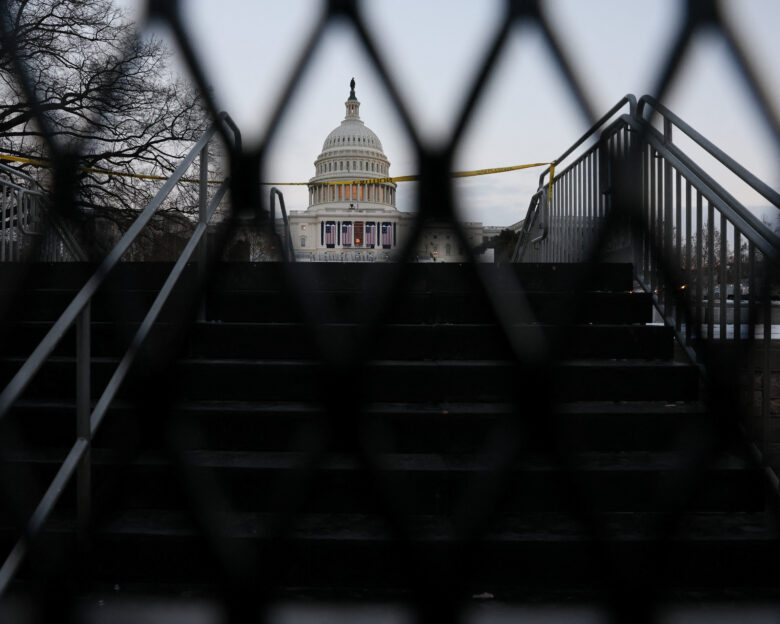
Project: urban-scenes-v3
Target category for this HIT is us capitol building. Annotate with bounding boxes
[287,79,484,262]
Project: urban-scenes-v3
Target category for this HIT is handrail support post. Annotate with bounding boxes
[76,302,91,547]
[197,144,209,321]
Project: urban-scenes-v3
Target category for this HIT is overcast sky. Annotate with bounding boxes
[119,0,778,227]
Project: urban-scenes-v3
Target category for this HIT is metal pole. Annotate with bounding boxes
[663,119,673,317]
[76,302,91,546]
[198,144,209,321]
[1,184,6,262]
[763,291,770,457]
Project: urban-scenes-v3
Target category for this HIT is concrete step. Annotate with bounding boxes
[0,262,635,293]
[4,510,775,592]
[4,399,710,454]
[205,291,652,325]
[0,357,700,403]
[1,289,653,325]
[2,321,675,360]
[0,448,762,514]
[175,359,699,403]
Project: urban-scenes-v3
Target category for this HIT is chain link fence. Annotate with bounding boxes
[0,0,778,622]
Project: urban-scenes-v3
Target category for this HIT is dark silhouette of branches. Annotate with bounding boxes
[0,0,211,256]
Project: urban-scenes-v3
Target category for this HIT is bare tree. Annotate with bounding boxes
[0,0,212,256]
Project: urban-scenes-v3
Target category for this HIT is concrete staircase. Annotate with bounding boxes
[0,262,777,600]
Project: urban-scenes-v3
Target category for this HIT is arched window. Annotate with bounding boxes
[300,236,306,248]
[445,243,451,256]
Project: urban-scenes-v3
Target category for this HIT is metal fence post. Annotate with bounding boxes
[76,302,91,546]
[663,119,673,315]
[1,184,6,262]
[763,293,770,458]
[198,144,209,321]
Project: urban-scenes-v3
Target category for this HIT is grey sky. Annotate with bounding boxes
[120,0,778,226]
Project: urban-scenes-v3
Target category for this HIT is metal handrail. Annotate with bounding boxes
[2,160,87,260]
[1,173,44,261]
[624,113,779,257]
[0,178,41,196]
[637,95,780,208]
[270,186,296,262]
[516,96,638,259]
[517,93,779,264]
[0,112,239,593]
[511,190,543,261]
[0,162,43,189]
[537,94,637,189]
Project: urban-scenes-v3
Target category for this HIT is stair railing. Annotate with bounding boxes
[513,94,637,262]
[513,94,780,486]
[1,163,42,261]
[511,190,543,260]
[270,186,296,262]
[0,112,240,593]
[0,162,87,261]
[624,99,779,481]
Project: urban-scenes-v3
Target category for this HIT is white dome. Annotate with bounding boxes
[311,79,391,176]
[306,79,397,213]
[321,120,383,154]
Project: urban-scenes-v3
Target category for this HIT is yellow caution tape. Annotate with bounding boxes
[262,162,556,187]
[453,162,553,179]
[0,153,49,168]
[549,163,555,203]
[1,151,558,200]
[0,152,221,185]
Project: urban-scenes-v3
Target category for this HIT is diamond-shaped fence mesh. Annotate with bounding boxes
[0,0,778,622]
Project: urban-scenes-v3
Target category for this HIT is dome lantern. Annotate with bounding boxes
[345,77,360,120]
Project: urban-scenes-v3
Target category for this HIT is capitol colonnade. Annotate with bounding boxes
[308,183,396,207]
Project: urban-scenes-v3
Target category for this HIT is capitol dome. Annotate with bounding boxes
[307,78,396,209]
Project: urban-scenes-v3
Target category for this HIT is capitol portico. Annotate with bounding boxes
[287,79,483,262]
